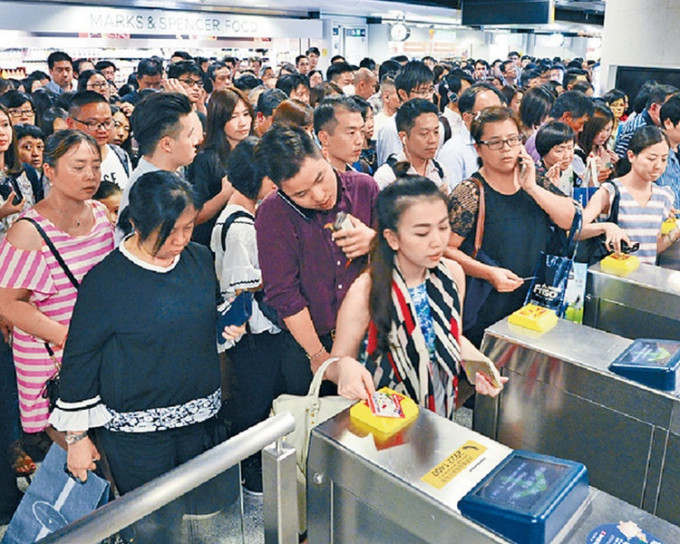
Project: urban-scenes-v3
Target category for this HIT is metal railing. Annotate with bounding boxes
[38,412,297,544]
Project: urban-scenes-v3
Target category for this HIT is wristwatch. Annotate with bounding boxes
[65,431,88,445]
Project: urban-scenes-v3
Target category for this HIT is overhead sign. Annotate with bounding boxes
[0,1,323,39]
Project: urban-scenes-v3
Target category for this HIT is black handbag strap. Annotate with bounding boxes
[219,210,254,251]
[18,217,79,364]
[563,203,583,260]
[17,217,80,290]
[605,180,621,224]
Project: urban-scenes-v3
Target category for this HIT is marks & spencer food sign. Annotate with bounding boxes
[1,2,322,38]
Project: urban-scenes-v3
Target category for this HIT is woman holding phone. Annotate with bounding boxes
[326,176,507,416]
[445,106,575,346]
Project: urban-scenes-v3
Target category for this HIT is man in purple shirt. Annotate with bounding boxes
[255,124,379,395]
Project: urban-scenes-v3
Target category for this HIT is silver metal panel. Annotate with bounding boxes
[481,319,675,427]
[308,408,513,543]
[587,263,680,320]
[477,318,680,524]
[307,405,680,543]
[262,439,299,544]
[656,433,680,526]
[585,263,680,339]
[556,488,680,543]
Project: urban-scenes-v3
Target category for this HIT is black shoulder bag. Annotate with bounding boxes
[18,218,80,412]
[574,181,621,265]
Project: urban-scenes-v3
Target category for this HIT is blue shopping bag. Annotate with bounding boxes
[525,206,583,318]
[2,443,109,544]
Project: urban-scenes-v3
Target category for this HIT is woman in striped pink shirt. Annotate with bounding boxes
[0,130,114,454]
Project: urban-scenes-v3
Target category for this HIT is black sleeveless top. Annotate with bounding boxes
[464,173,553,345]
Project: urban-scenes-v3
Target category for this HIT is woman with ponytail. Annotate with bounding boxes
[325,176,506,418]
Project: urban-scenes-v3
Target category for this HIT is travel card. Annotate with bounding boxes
[367,391,405,418]
[463,355,503,389]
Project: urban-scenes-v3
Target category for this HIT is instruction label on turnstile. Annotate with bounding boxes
[421,440,487,489]
[586,522,664,544]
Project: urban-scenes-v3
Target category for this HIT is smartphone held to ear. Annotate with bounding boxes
[517,156,527,177]
[216,291,253,344]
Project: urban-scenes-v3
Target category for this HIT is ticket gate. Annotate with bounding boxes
[475,318,680,525]
[306,406,680,543]
[583,262,680,340]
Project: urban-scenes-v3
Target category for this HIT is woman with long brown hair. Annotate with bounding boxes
[327,176,506,412]
[187,87,254,246]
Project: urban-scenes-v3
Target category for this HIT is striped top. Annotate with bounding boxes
[0,201,114,432]
[604,179,673,265]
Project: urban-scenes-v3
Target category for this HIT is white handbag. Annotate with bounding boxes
[271,356,355,473]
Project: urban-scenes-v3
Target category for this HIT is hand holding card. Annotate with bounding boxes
[463,355,503,389]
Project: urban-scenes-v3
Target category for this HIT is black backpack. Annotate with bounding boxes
[218,210,279,324]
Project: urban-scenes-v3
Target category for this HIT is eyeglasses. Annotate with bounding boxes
[410,86,435,98]
[178,78,204,88]
[8,108,35,118]
[478,135,522,150]
[87,82,109,90]
[72,117,114,131]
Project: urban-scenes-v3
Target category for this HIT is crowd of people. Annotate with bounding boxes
[1,46,680,541]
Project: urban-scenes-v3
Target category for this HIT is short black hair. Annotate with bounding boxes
[359,58,376,71]
[119,170,200,252]
[326,62,354,83]
[14,123,45,142]
[550,91,594,120]
[563,68,589,89]
[233,74,261,92]
[95,60,116,72]
[330,55,346,64]
[256,123,323,186]
[458,83,503,115]
[535,121,575,158]
[391,55,409,64]
[314,95,363,136]
[661,95,680,127]
[73,59,93,74]
[276,74,310,97]
[394,61,434,99]
[438,69,474,110]
[29,70,49,82]
[131,92,193,157]
[395,98,439,134]
[646,84,677,110]
[0,90,33,110]
[76,70,106,92]
[137,58,163,78]
[227,136,264,200]
[39,106,68,136]
[306,47,321,57]
[520,69,542,89]
[207,61,229,81]
[295,54,309,66]
[171,51,192,61]
[47,51,73,70]
[256,88,287,116]
[379,60,401,82]
[500,60,515,74]
[67,91,108,117]
[167,60,200,80]
[93,180,122,200]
